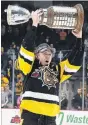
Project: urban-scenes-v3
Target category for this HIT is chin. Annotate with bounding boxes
[40,61,49,66]
[41,64,47,66]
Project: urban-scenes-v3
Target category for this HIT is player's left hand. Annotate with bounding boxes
[72,29,82,38]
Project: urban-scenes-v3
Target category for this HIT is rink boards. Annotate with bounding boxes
[1,109,88,125]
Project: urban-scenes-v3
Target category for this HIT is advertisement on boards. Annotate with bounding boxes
[1,109,88,125]
[56,110,88,125]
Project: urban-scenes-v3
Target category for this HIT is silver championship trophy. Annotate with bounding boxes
[5,4,84,33]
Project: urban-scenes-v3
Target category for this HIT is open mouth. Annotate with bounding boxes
[45,60,49,63]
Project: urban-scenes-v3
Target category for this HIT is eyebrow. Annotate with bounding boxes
[42,52,52,55]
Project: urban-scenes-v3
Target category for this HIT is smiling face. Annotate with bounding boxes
[36,49,53,66]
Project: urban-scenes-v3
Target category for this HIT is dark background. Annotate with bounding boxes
[1,1,88,50]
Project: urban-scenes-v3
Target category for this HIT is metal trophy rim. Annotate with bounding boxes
[74,4,84,33]
[7,5,12,25]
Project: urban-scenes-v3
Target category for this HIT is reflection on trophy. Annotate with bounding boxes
[5,4,84,33]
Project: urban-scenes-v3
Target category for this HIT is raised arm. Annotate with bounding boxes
[59,29,84,83]
[17,10,43,75]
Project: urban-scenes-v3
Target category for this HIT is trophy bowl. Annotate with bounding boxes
[5,5,31,25]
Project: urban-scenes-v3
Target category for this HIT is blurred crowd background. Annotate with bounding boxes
[1,1,88,110]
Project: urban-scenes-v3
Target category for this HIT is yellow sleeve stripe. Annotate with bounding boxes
[60,75,71,84]
[59,60,66,79]
[21,45,35,58]
[59,59,81,83]
[66,59,80,70]
[59,59,80,79]
[20,100,60,117]
[18,56,33,75]
[20,50,34,61]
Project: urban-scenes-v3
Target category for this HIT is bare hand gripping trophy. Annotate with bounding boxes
[5,4,84,32]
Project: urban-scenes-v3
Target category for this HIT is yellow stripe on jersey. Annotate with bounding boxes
[18,56,33,75]
[18,45,35,75]
[59,60,66,80]
[21,46,35,59]
[66,59,80,70]
[20,100,60,117]
[60,74,71,84]
[60,59,81,84]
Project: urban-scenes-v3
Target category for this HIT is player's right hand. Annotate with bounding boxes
[31,9,43,27]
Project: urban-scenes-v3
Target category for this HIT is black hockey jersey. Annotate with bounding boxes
[17,26,84,117]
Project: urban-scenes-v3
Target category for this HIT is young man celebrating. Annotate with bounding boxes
[17,10,84,125]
